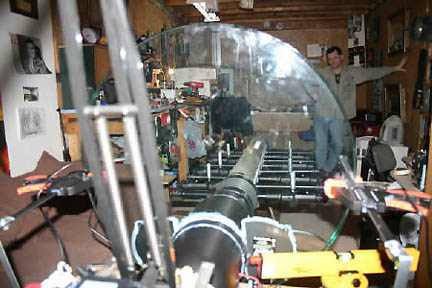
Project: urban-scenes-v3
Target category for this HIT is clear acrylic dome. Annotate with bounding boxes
[99,23,355,173]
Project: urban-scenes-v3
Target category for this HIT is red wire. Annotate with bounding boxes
[239,272,262,288]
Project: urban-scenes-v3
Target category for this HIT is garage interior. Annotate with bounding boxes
[1,0,432,287]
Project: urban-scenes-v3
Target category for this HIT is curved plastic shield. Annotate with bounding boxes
[98,23,355,174]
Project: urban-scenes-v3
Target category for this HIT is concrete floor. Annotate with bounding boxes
[172,201,361,253]
[261,202,361,252]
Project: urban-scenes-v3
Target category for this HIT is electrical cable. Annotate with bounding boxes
[86,188,104,225]
[239,272,262,288]
[88,209,111,247]
[322,208,350,251]
[34,162,80,265]
[292,229,327,244]
[86,189,111,247]
[36,162,78,200]
[47,162,78,180]
[39,206,70,264]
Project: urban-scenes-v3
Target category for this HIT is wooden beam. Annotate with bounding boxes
[166,0,238,6]
[187,10,365,23]
[222,18,348,31]
[224,15,347,24]
[177,119,189,182]
[176,4,370,17]
[248,0,375,8]
[166,0,375,7]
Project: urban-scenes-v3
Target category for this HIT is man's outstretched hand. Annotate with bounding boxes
[395,56,407,72]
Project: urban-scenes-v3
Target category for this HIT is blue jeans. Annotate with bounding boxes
[313,115,344,172]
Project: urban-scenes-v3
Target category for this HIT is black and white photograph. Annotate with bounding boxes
[23,86,39,102]
[347,15,363,39]
[10,33,52,74]
[18,107,45,139]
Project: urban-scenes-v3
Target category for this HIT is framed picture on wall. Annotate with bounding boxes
[9,0,38,19]
[387,9,409,54]
[18,107,45,139]
[9,33,52,75]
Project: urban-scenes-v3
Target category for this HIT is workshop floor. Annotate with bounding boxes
[278,205,361,252]
[0,152,112,288]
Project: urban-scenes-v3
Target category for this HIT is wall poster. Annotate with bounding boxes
[18,107,45,139]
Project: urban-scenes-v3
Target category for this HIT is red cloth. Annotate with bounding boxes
[25,283,41,288]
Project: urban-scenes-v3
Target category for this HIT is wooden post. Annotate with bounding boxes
[177,118,189,181]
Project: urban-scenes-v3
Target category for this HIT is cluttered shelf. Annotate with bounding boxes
[60,103,187,161]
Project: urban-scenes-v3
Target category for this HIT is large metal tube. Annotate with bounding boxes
[172,136,267,288]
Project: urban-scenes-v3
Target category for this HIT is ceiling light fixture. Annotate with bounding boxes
[239,0,253,9]
[187,0,220,22]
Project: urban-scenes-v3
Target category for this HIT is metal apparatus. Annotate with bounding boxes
[174,142,325,204]
[173,136,266,287]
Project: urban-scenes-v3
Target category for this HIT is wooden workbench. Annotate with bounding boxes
[61,112,124,161]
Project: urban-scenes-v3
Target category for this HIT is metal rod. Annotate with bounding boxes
[83,105,138,116]
[207,154,313,160]
[58,0,129,277]
[259,170,320,174]
[123,115,163,268]
[256,184,323,189]
[207,163,211,182]
[0,241,19,288]
[13,193,56,221]
[179,182,322,190]
[218,149,222,168]
[266,150,313,155]
[99,0,176,284]
[262,159,315,163]
[205,161,314,169]
[96,117,136,273]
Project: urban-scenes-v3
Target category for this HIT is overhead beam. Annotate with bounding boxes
[176,4,371,17]
[166,0,238,6]
[222,14,348,23]
[183,10,369,20]
[166,0,375,7]
[228,19,348,31]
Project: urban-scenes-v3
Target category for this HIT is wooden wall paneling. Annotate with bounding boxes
[128,0,176,37]
[269,28,348,66]
[356,84,368,110]
[94,45,111,86]
[77,0,104,30]
[367,0,427,151]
